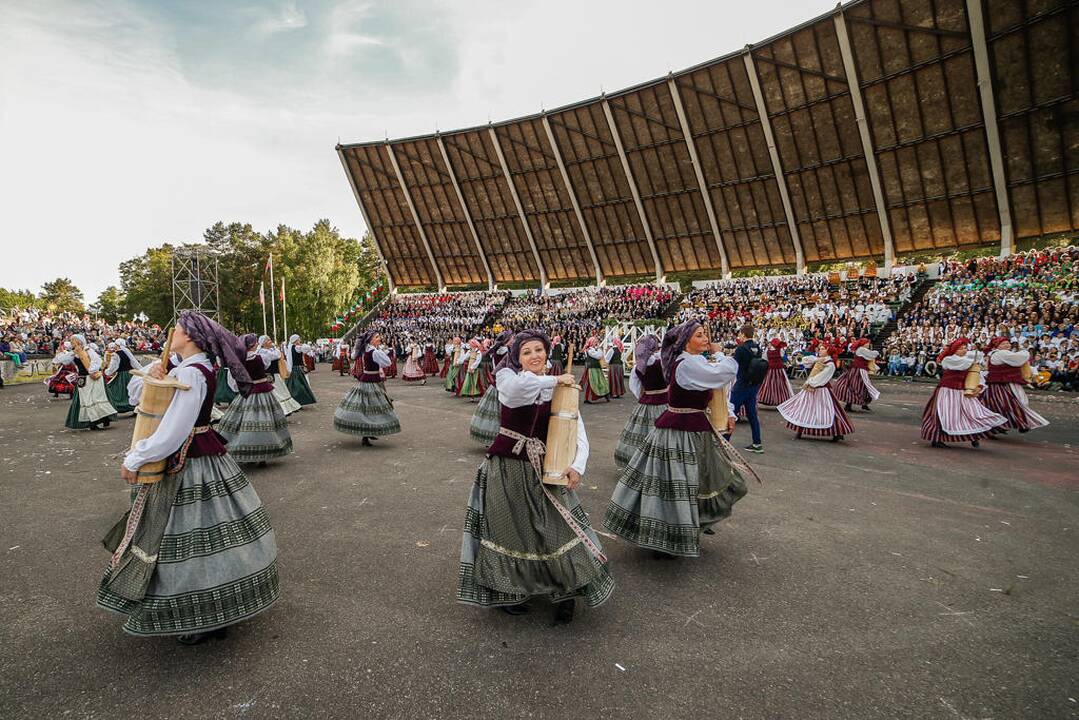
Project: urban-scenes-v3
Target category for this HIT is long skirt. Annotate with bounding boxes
[214,368,238,404]
[921,386,1006,443]
[460,368,484,398]
[439,357,451,379]
[332,356,344,373]
[422,349,440,375]
[445,363,461,392]
[285,370,318,405]
[334,382,401,437]
[385,357,398,379]
[402,357,426,381]
[47,367,76,396]
[613,402,667,469]
[608,363,625,398]
[581,367,610,402]
[65,377,117,429]
[549,360,564,377]
[833,368,881,407]
[469,386,501,445]
[97,454,279,636]
[272,375,302,415]
[217,391,294,463]
[980,383,1049,432]
[757,367,793,406]
[777,384,855,437]
[105,369,135,413]
[604,428,748,558]
[455,364,467,395]
[457,455,614,608]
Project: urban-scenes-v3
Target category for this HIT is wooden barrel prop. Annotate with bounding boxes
[867,359,879,375]
[130,375,190,484]
[542,344,577,486]
[706,385,730,435]
[963,363,982,397]
[1020,361,1034,383]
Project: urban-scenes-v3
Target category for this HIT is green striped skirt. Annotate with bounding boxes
[613,402,666,469]
[334,382,401,437]
[603,427,748,557]
[217,391,294,463]
[444,363,461,392]
[469,386,501,445]
[97,454,280,636]
[457,455,614,608]
[105,370,135,414]
[459,369,483,397]
[285,370,317,406]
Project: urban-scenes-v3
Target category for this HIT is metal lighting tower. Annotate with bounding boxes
[171,246,221,323]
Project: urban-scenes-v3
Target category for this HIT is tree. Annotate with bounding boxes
[90,286,126,322]
[39,278,85,313]
[0,287,39,312]
[119,245,174,325]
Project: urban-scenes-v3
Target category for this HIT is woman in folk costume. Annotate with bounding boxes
[604,320,758,558]
[422,340,440,375]
[98,311,279,644]
[833,338,881,413]
[217,334,294,464]
[61,334,118,430]
[284,334,318,406]
[401,339,427,384]
[613,334,667,469]
[46,341,77,398]
[777,340,854,442]
[440,338,456,381]
[303,344,316,373]
[548,336,566,376]
[579,335,611,404]
[459,338,486,400]
[257,336,301,416]
[757,338,793,407]
[607,338,626,399]
[334,342,349,376]
[469,330,513,445]
[454,340,472,396]
[920,338,1007,448]
[334,329,401,446]
[481,338,498,388]
[384,345,398,379]
[445,338,464,391]
[979,336,1049,434]
[457,330,614,623]
[103,338,141,414]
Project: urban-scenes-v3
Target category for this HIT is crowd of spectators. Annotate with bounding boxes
[363,291,511,352]
[883,247,1077,389]
[0,309,167,364]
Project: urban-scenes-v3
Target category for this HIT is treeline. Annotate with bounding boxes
[1,219,385,340]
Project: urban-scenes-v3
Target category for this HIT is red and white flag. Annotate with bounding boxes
[259,281,265,306]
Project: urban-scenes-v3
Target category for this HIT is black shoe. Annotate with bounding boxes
[553,600,575,625]
[652,551,677,560]
[861,404,871,412]
[831,435,844,442]
[844,402,852,412]
[1018,428,1028,434]
[501,604,529,616]
[103,418,111,427]
[795,430,803,439]
[931,441,947,448]
[362,437,372,446]
[177,627,229,645]
[257,460,267,468]
[702,527,716,535]
[89,424,101,431]
[971,440,980,448]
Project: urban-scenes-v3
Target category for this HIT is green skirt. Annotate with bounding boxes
[217,391,294,463]
[104,370,135,414]
[444,363,461,392]
[469,385,501,445]
[459,369,483,398]
[613,402,666,469]
[285,370,317,406]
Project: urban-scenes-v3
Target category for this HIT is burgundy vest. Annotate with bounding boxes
[939,368,968,390]
[244,356,274,394]
[487,400,552,460]
[851,356,870,370]
[635,361,667,406]
[360,349,382,383]
[162,360,227,460]
[654,358,713,432]
[766,346,784,369]
[986,362,1025,384]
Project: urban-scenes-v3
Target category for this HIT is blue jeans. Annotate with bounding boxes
[730,385,762,445]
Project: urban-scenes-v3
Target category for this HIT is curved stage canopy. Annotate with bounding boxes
[338,0,1077,290]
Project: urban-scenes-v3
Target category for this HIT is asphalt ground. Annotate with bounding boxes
[1,371,1076,720]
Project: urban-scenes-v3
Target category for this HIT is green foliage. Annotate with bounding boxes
[0,287,39,311]
[119,245,175,325]
[39,278,85,313]
[90,286,126,322]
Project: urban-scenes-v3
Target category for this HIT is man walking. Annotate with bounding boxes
[731,324,765,454]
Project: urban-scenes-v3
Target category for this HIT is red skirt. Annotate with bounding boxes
[303,355,315,372]
[455,364,466,395]
[549,360,564,377]
[833,368,880,406]
[920,386,1006,443]
[439,357,451,378]
[779,384,854,437]
[332,356,344,372]
[979,383,1049,431]
[422,349,440,375]
[608,364,625,398]
[47,367,76,395]
[758,368,792,406]
[384,358,398,379]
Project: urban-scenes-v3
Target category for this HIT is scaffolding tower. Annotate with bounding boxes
[171,246,220,323]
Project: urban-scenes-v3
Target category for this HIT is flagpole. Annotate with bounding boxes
[269,253,278,341]
[260,281,267,337]
[282,277,288,342]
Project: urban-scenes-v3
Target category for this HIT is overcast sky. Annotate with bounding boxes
[1,0,835,301]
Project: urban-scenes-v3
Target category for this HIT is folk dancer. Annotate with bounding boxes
[607,339,626,399]
[257,336,301,416]
[777,340,854,442]
[833,338,881,413]
[920,338,1007,448]
[217,334,294,464]
[284,334,318,405]
[401,339,427,384]
[334,330,401,446]
[979,336,1049,434]
[757,338,793,407]
[613,334,666,469]
[580,336,611,404]
[469,330,513,445]
[61,334,118,430]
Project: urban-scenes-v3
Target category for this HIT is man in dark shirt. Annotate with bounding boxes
[731,323,763,453]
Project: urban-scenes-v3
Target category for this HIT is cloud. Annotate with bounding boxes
[255,0,309,35]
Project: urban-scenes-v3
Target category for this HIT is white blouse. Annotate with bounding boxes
[628,351,660,400]
[675,352,737,416]
[124,353,210,472]
[256,346,280,369]
[368,345,392,368]
[989,349,1029,367]
[941,354,975,371]
[495,367,588,475]
[104,352,120,376]
[803,356,836,387]
[55,347,103,373]
[854,346,879,360]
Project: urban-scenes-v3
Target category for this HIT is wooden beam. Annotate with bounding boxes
[336,147,395,292]
[488,127,548,289]
[436,135,496,290]
[601,97,665,282]
[385,143,445,291]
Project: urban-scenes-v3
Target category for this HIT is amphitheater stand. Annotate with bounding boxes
[871,276,939,353]
[341,295,390,344]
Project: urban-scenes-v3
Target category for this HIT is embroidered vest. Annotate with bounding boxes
[654,358,713,432]
[636,361,667,406]
[360,349,383,383]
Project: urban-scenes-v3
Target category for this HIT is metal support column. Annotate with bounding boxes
[602,97,665,283]
[488,126,548,290]
[743,49,806,274]
[385,143,446,291]
[436,135,495,290]
[337,147,395,293]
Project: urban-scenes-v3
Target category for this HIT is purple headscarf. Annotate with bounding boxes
[491,329,514,371]
[177,310,253,396]
[506,329,550,373]
[240,333,258,351]
[660,320,701,382]
[352,329,376,360]
[634,333,660,374]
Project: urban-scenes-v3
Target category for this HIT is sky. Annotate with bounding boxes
[0,0,835,302]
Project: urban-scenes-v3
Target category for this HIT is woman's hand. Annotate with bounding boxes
[90,371,102,380]
[120,466,139,485]
[557,373,575,386]
[148,362,166,380]
[564,468,582,491]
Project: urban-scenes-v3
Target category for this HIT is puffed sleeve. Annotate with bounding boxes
[105,353,120,376]
[675,353,737,390]
[497,369,558,407]
[371,347,392,367]
[86,349,103,373]
[54,351,74,365]
[123,365,204,471]
[994,349,1029,367]
[940,355,975,371]
[807,361,836,387]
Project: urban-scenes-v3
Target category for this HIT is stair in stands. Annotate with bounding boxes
[871,277,940,352]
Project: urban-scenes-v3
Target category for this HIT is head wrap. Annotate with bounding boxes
[850,338,871,351]
[985,336,1009,353]
[634,333,660,372]
[660,320,701,381]
[176,310,253,396]
[286,333,301,371]
[552,335,562,345]
[240,333,258,351]
[612,338,624,353]
[583,335,599,351]
[769,338,787,349]
[937,337,970,364]
[491,330,515,371]
[506,329,550,373]
[352,329,375,359]
[469,338,481,351]
[258,335,270,347]
[71,334,86,347]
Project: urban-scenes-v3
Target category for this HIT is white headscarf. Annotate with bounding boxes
[115,337,142,369]
[285,334,301,370]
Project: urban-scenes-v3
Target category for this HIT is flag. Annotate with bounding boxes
[259,281,265,306]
